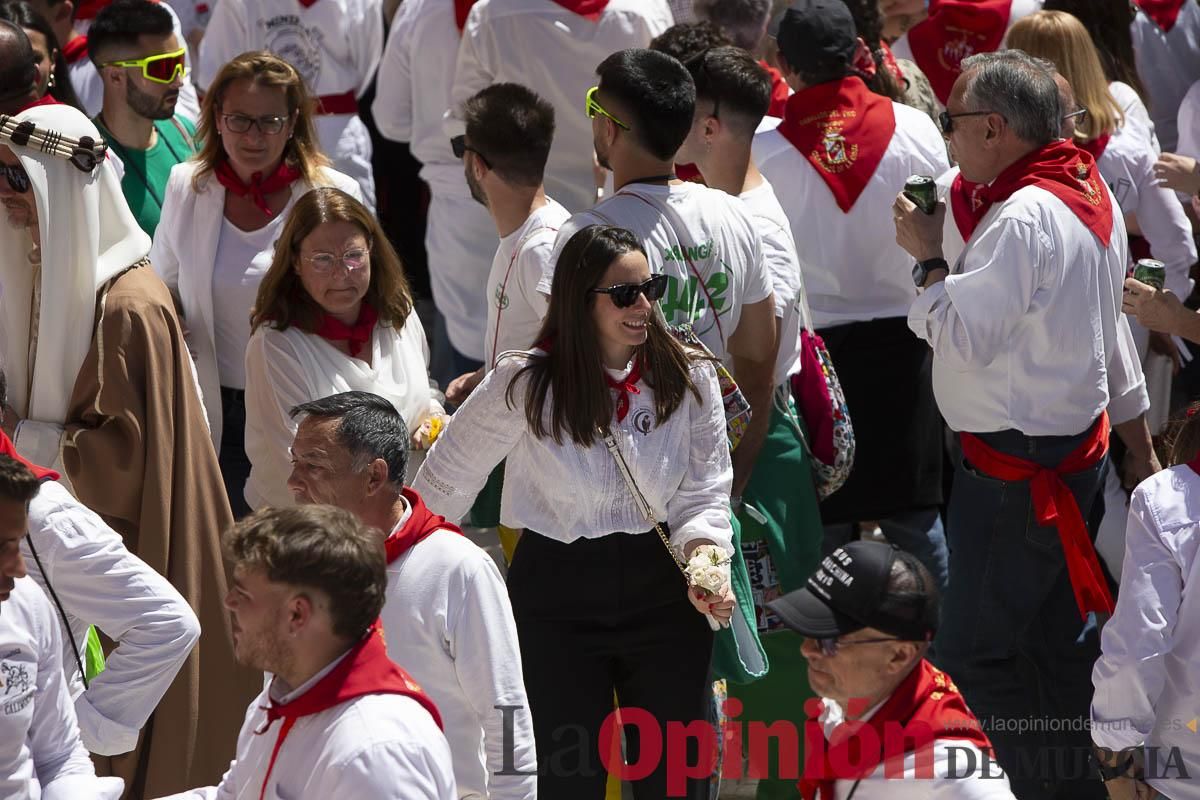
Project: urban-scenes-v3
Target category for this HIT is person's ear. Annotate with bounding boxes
[286,592,315,636]
[470,151,488,181]
[364,457,391,496]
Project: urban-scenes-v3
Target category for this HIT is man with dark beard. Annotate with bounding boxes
[88,0,195,237]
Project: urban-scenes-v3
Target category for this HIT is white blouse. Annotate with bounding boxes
[412,352,734,555]
[243,313,443,510]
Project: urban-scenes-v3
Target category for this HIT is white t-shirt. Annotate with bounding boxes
[1131,1,1200,151]
[1178,78,1200,160]
[541,181,774,360]
[739,178,804,386]
[1110,81,1159,151]
[212,217,283,390]
[484,199,567,368]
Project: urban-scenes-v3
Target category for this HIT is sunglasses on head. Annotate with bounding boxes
[102,47,187,84]
[590,274,668,308]
[1,162,30,193]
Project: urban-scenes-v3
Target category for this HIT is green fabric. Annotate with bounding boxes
[468,461,505,528]
[711,514,769,684]
[84,625,105,682]
[98,116,196,237]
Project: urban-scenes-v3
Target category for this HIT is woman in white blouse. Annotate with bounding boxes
[413,225,734,799]
[151,51,361,516]
[244,187,443,511]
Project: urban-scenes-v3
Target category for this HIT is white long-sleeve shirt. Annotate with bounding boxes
[413,352,734,554]
[909,181,1149,434]
[1092,464,1200,799]
[1132,1,1200,152]
[0,578,124,800]
[21,480,199,757]
[382,506,535,800]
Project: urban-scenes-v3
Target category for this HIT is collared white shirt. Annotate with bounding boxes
[1132,1,1200,151]
[1177,78,1200,165]
[754,101,950,328]
[1109,81,1159,151]
[0,578,124,800]
[1092,464,1200,800]
[413,353,734,554]
[909,181,1148,434]
[21,480,199,757]
[381,501,536,799]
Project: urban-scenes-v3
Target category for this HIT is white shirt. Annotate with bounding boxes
[244,314,443,509]
[211,217,283,390]
[541,182,774,360]
[484,199,566,368]
[739,178,804,385]
[1092,464,1200,800]
[1110,81,1159,152]
[21,480,200,758]
[382,506,536,800]
[158,678,457,799]
[0,578,124,800]
[446,0,674,212]
[908,181,1149,434]
[1177,78,1200,161]
[413,353,734,554]
[754,101,950,328]
[1132,1,1200,151]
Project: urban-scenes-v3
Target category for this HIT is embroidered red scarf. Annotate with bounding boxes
[1136,0,1189,32]
[606,356,642,423]
[214,159,302,217]
[315,301,378,358]
[62,34,88,65]
[758,61,790,118]
[776,76,896,213]
[385,488,464,563]
[254,624,442,800]
[799,659,995,799]
[907,0,1013,104]
[0,431,59,482]
[547,0,609,20]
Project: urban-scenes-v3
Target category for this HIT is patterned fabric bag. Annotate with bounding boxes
[668,321,752,451]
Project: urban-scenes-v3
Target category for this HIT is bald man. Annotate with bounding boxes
[0,20,41,114]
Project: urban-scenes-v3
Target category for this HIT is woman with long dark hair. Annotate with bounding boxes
[414,224,735,800]
[0,0,83,110]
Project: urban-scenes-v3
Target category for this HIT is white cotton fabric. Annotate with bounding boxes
[1132,1,1200,152]
[1110,81,1159,152]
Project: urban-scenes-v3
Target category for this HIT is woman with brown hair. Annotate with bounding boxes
[244,187,443,510]
[151,50,361,516]
[413,224,735,800]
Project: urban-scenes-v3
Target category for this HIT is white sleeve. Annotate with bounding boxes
[1091,482,1183,751]
[443,4,495,140]
[666,361,734,555]
[29,484,201,756]
[243,330,314,509]
[195,0,247,90]
[352,0,384,98]
[518,240,553,320]
[1106,312,1150,425]
[1131,147,1197,300]
[150,169,186,296]
[1176,80,1200,159]
[907,218,1044,371]
[740,220,774,306]
[372,1,415,142]
[327,740,456,799]
[539,213,597,295]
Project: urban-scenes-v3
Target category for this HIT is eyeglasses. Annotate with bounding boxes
[590,274,668,308]
[1062,107,1088,124]
[938,109,995,134]
[814,635,903,657]
[301,247,370,274]
[102,47,187,84]
[450,135,491,168]
[586,86,631,131]
[0,163,30,193]
[221,113,290,136]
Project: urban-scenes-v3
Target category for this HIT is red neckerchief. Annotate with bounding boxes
[298,0,318,7]
[455,0,482,30]
[799,660,995,799]
[1188,452,1200,477]
[675,162,703,183]
[980,139,1113,246]
[62,34,88,65]
[605,356,642,423]
[879,41,904,85]
[907,0,1013,104]
[16,94,61,113]
[0,430,59,482]
[547,0,609,21]
[759,60,790,118]
[776,76,896,213]
[949,171,986,241]
[385,488,464,564]
[960,412,1113,618]
[254,623,442,800]
[1078,133,1112,160]
[314,301,378,358]
[1136,0,1188,31]
[214,159,302,217]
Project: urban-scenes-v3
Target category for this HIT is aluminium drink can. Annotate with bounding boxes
[904,174,938,215]
[1133,258,1166,291]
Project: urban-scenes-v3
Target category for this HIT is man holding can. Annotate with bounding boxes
[893,49,1156,799]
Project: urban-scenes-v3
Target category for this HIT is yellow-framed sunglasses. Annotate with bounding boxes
[585,85,630,130]
[102,47,187,84]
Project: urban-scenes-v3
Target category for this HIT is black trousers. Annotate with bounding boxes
[508,530,714,800]
[218,387,252,519]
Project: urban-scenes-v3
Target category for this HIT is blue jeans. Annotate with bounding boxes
[823,507,949,594]
[936,427,1107,800]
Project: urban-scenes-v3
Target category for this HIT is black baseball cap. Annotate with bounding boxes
[767,541,937,641]
[770,0,858,77]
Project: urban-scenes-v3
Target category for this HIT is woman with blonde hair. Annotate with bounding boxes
[244,187,444,510]
[151,50,361,516]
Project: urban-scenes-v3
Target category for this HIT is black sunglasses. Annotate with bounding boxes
[938,109,995,134]
[450,135,491,168]
[1,163,29,193]
[590,274,669,308]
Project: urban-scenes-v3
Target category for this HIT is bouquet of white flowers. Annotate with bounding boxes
[684,544,732,631]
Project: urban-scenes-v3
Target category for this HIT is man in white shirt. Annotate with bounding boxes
[0,454,124,800]
[543,47,779,500]
[768,540,1017,799]
[286,392,535,800]
[755,0,950,591]
[1130,0,1200,152]
[161,504,457,800]
[893,49,1155,800]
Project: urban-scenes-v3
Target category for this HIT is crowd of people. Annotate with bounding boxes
[2,0,1200,798]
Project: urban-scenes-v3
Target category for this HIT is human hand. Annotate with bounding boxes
[1102,776,1140,800]
[411,413,448,450]
[1121,449,1162,490]
[893,192,946,262]
[1122,279,1189,335]
[446,368,484,407]
[687,583,735,628]
[1153,152,1200,194]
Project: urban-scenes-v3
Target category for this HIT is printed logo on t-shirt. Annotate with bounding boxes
[632,407,654,436]
[1,651,33,715]
[657,239,731,337]
[494,283,510,311]
[260,15,323,89]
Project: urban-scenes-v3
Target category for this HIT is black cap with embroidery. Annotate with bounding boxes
[770,0,859,77]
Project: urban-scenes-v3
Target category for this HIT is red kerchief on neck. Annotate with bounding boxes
[547,0,610,21]
[314,302,378,358]
[1136,0,1189,31]
[949,171,987,242]
[214,159,302,217]
[0,430,59,482]
[16,94,62,113]
[1077,133,1111,161]
[605,356,642,423]
[907,0,1013,104]
[385,488,464,564]
[62,34,89,65]
[455,0,481,30]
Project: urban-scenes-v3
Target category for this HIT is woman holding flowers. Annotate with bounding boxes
[414,224,735,799]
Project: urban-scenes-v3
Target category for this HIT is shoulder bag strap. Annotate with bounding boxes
[599,426,685,573]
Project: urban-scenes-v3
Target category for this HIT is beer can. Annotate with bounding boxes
[904,174,938,215]
[1133,258,1166,291]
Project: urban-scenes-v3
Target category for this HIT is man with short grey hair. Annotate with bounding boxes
[894,49,1154,799]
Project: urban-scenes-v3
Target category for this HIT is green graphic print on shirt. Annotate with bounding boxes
[657,239,731,341]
